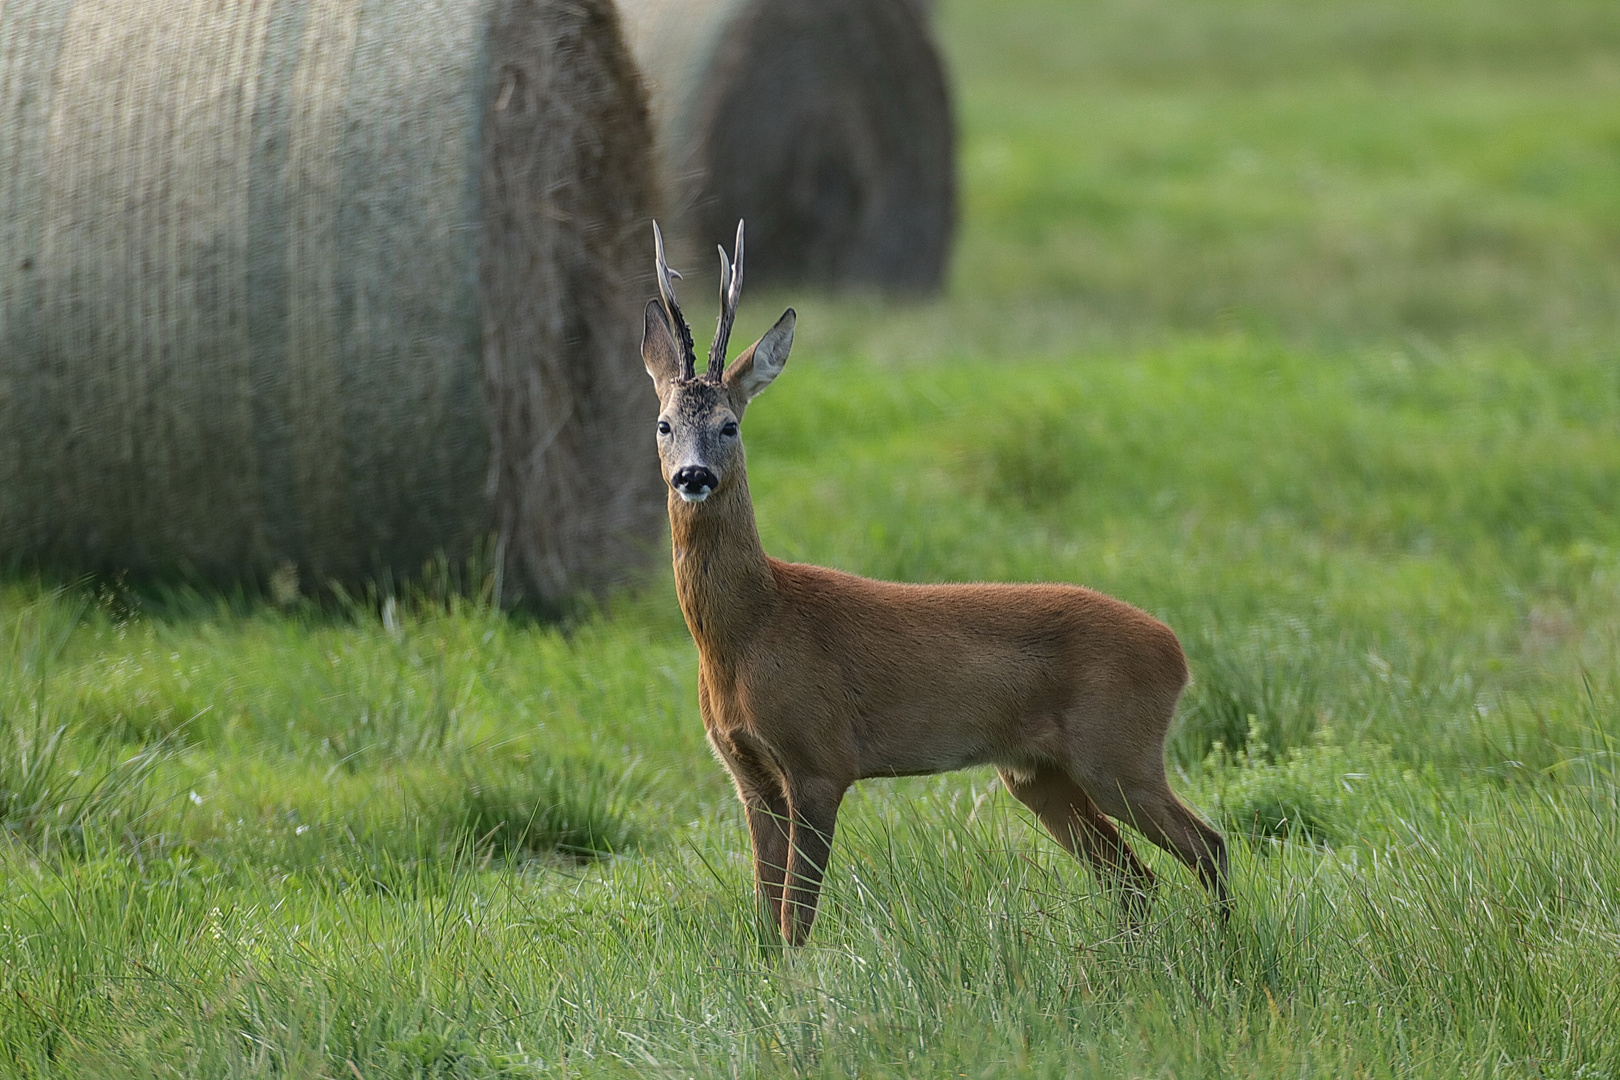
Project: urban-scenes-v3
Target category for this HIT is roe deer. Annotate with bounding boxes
[644,221,1228,945]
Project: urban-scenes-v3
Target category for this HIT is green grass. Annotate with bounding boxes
[4,0,1620,1074]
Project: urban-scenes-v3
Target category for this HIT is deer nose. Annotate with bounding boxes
[671,465,718,501]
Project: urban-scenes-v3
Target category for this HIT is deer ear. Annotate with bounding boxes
[724,308,794,405]
[642,299,683,397]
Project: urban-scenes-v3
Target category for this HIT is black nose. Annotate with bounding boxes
[671,466,718,495]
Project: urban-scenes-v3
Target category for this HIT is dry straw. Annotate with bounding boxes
[0,0,664,607]
[618,0,956,293]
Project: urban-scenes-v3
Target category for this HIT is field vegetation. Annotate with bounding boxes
[4,0,1620,1074]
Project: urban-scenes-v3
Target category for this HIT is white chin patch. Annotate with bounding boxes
[677,489,711,503]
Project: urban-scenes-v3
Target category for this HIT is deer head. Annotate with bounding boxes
[643,220,795,503]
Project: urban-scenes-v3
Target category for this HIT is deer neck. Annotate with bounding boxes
[668,471,777,657]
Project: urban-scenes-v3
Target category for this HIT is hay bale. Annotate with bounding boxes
[618,0,956,293]
[0,0,664,607]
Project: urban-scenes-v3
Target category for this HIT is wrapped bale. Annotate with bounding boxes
[618,0,955,293]
[0,0,664,607]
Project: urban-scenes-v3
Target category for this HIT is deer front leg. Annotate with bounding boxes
[741,785,791,942]
[782,777,845,945]
[712,735,791,941]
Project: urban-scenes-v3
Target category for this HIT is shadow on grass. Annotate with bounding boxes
[194,754,643,896]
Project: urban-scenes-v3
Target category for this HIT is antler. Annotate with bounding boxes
[708,220,745,379]
[653,220,697,381]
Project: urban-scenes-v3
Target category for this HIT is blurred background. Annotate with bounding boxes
[938,0,1620,352]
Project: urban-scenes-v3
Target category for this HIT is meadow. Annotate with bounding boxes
[4,0,1620,1074]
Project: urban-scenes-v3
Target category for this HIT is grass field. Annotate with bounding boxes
[5,0,1620,1075]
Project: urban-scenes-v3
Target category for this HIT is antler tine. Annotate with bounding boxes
[708,220,745,379]
[653,220,697,380]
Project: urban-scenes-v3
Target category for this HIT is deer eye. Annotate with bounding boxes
[721,421,739,438]
[657,420,671,436]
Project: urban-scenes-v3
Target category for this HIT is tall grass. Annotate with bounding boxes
[0,590,166,857]
[2,769,1615,1076]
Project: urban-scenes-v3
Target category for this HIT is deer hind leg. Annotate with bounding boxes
[782,777,845,946]
[997,765,1157,921]
[1084,772,1230,909]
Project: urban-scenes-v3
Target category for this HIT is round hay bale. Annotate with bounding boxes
[617,0,956,293]
[0,0,664,608]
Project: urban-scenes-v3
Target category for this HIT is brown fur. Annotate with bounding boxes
[644,251,1227,947]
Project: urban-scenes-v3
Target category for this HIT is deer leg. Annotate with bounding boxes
[712,737,791,939]
[782,778,844,946]
[1089,776,1230,910]
[743,787,792,941]
[998,765,1157,922]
